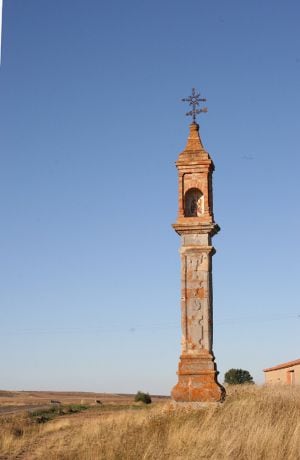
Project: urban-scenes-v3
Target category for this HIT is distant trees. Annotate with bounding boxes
[134,391,152,404]
[224,368,254,385]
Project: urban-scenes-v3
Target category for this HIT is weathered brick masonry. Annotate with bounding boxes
[171,122,225,403]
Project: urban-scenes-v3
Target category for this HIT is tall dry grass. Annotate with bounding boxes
[0,385,300,459]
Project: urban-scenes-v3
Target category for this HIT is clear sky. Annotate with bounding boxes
[0,0,299,394]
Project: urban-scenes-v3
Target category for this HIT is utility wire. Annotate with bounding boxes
[0,314,299,335]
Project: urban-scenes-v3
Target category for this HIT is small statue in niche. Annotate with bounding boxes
[185,188,204,217]
[190,197,197,216]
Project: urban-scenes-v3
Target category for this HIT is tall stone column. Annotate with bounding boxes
[171,122,225,403]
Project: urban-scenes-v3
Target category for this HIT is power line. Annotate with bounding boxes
[0,314,299,336]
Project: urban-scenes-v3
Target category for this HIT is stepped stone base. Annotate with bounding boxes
[171,353,225,403]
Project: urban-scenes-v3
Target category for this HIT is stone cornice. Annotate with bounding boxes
[180,246,216,256]
[175,158,214,171]
[172,222,220,236]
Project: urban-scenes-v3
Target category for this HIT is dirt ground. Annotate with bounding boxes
[0,390,169,460]
[0,389,169,415]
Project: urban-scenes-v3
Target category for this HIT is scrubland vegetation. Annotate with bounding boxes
[0,385,300,459]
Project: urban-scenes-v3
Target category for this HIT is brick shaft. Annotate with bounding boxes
[171,122,225,403]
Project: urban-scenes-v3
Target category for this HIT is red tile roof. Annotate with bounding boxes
[263,358,300,372]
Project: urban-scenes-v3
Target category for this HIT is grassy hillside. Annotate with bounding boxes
[0,385,299,459]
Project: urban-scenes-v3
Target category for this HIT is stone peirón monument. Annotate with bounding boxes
[171,88,225,403]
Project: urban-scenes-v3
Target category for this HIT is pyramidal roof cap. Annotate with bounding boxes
[177,122,212,163]
[184,122,204,151]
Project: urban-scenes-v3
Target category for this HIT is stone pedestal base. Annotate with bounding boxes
[171,353,225,403]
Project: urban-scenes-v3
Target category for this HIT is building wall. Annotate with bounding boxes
[264,363,300,385]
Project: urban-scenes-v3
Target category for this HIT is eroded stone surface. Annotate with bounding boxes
[171,354,225,402]
[172,122,225,403]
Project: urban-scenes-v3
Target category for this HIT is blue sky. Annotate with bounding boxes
[0,0,299,394]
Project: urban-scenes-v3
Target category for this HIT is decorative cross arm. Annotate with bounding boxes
[182,87,208,123]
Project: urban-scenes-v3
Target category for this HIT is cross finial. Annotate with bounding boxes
[182,88,208,123]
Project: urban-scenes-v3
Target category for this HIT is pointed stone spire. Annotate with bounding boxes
[178,122,211,162]
[184,122,204,151]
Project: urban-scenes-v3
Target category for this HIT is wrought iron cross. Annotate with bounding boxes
[182,88,208,123]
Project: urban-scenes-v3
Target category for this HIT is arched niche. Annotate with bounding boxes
[184,188,204,217]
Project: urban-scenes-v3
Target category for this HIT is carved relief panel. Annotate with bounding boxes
[181,252,212,353]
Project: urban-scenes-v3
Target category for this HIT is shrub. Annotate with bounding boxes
[224,368,254,385]
[134,391,152,404]
[66,404,88,413]
[29,404,88,423]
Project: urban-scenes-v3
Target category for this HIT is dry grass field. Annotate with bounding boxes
[0,385,299,459]
[0,390,163,411]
